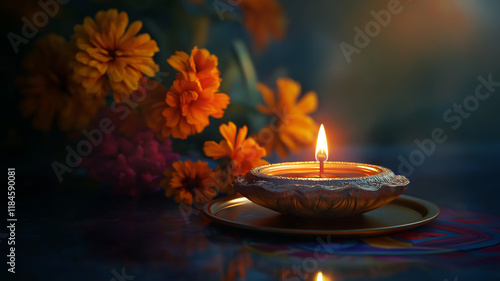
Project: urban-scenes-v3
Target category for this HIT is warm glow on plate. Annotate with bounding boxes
[315,124,328,161]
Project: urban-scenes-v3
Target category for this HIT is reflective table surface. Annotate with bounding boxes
[9,144,500,281]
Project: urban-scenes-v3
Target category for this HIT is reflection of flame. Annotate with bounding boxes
[220,250,252,281]
[316,272,323,281]
[315,124,328,162]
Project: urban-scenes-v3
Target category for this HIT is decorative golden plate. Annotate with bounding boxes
[203,194,439,236]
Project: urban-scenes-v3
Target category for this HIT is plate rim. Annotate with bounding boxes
[203,194,440,236]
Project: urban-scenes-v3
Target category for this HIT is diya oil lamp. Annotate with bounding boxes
[234,125,409,218]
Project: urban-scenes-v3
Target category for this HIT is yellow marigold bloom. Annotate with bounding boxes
[204,122,268,175]
[71,9,159,102]
[18,34,104,131]
[167,46,221,91]
[240,0,286,50]
[161,160,218,206]
[256,78,318,158]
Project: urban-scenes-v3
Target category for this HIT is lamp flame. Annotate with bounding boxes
[316,272,323,281]
[315,124,328,162]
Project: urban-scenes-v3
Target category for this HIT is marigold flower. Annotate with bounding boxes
[161,160,218,206]
[167,46,221,91]
[163,78,229,139]
[71,9,159,102]
[18,34,104,132]
[240,0,286,50]
[204,122,268,175]
[141,47,230,140]
[256,78,318,158]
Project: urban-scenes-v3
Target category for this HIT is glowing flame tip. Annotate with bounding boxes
[315,124,328,162]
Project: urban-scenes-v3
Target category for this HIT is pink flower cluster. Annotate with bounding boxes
[84,130,179,197]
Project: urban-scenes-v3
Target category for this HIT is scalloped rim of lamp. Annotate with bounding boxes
[234,161,410,218]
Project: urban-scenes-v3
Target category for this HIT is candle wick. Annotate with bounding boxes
[317,149,327,178]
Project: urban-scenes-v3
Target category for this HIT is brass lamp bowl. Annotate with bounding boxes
[234,161,409,219]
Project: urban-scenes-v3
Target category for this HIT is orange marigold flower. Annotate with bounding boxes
[204,122,268,175]
[240,0,287,50]
[18,34,104,132]
[167,46,221,91]
[71,9,159,102]
[256,78,318,158]
[164,79,230,139]
[142,47,230,140]
[161,160,218,206]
